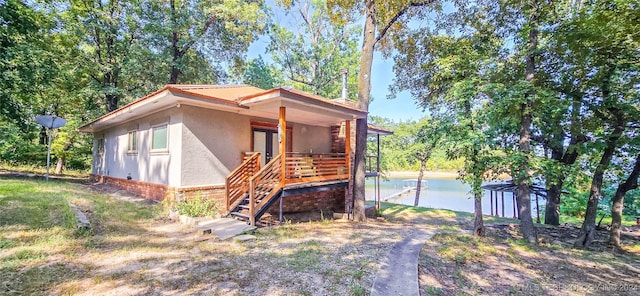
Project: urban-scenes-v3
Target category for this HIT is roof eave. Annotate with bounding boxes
[238,87,368,119]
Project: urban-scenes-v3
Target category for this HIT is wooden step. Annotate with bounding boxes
[230,212,250,221]
[254,190,274,196]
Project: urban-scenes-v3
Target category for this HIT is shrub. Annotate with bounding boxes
[176,193,219,217]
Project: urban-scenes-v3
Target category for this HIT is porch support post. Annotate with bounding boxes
[377,133,381,210]
[279,107,286,187]
[345,120,351,177]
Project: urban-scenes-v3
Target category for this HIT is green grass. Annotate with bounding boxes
[377,201,637,227]
[432,233,502,264]
[0,162,89,178]
[287,240,325,271]
[0,179,77,230]
[256,222,306,241]
[0,178,82,294]
[377,201,521,227]
[0,177,158,294]
[558,214,637,227]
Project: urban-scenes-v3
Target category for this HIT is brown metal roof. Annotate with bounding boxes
[168,84,265,101]
[79,84,368,132]
[367,124,394,136]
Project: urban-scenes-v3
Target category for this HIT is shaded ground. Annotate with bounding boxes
[0,177,430,295]
[416,224,640,296]
[1,176,639,296]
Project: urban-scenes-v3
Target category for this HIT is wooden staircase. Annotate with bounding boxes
[225,152,261,213]
[228,154,284,225]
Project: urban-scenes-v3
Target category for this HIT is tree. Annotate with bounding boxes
[532,6,592,225]
[0,0,58,129]
[389,118,441,206]
[269,0,360,98]
[327,0,440,222]
[240,56,285,89]
[0,1,95,173]
[609,152,640,247]
[390,19,505,236]
[143,0,267,84]
[506,0,548,243]
[61,0,148,112]
[567,0,640,248]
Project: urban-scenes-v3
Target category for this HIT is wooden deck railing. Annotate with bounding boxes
[227,152,350,225]
[284,152,348,184]
[225,152,261,211]
[249,154,283,225]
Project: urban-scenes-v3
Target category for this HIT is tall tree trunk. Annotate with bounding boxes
[53,132,75,175]
[414,158,427,207]
[54,157,65,175]
[169,0,182,84]
[105,93,118,112]
[608,153,640,247]
[576,113,625,247]
[351,0,376,222]
[545,182,562,225]
[472,153,485,236]
[352,118,368,221]
[545,96,584,225]
[170,64,181,84]
[517,0,540,243]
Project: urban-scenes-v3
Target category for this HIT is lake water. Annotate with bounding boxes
[366,177,542,217]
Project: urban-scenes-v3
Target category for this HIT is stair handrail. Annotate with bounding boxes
[225,152,261,212]
[249,154,283,225]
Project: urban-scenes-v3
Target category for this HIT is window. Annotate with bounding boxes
[151,124,168,151]
[127,130,137,153]
[97,138,104,154]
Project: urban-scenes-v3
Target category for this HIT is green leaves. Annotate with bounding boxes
[239,56,285,89]
[268,0,360,98]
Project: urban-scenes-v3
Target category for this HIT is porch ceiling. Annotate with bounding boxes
[238,88,367,127]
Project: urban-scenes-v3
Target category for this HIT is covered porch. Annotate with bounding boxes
[225,87,366,225]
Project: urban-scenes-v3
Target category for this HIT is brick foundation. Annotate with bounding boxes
[90,174,170,201]
[267,188,346,215]
[90,174,347,217]
[174,185,226,211]
[89,174,226,213]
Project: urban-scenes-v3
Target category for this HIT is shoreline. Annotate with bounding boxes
[385,171,459,180]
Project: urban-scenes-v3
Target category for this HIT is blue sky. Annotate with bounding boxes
[245,2,428,123]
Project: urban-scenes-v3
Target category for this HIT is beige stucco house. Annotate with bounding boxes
[80,84,380,225]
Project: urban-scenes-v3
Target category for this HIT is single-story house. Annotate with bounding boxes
[80,84,389,225]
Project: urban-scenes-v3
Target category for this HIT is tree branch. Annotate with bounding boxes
[375,1,434,45]
[180,15,218,56]
[289,76,315,87]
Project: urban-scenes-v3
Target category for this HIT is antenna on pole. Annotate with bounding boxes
[35,115,67,181]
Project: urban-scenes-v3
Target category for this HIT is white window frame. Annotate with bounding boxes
[150,123,169,153]
[127,130,138,154]
[97,137,105,155]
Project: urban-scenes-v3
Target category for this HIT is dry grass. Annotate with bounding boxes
[0,177,428,295]
[417,224,640,296]
[2,177,639,296]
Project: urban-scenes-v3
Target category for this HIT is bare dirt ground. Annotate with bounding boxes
[3,176,638,296]
[53,219,431,295]
[418,224,640,295]
[46,182,439,296]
